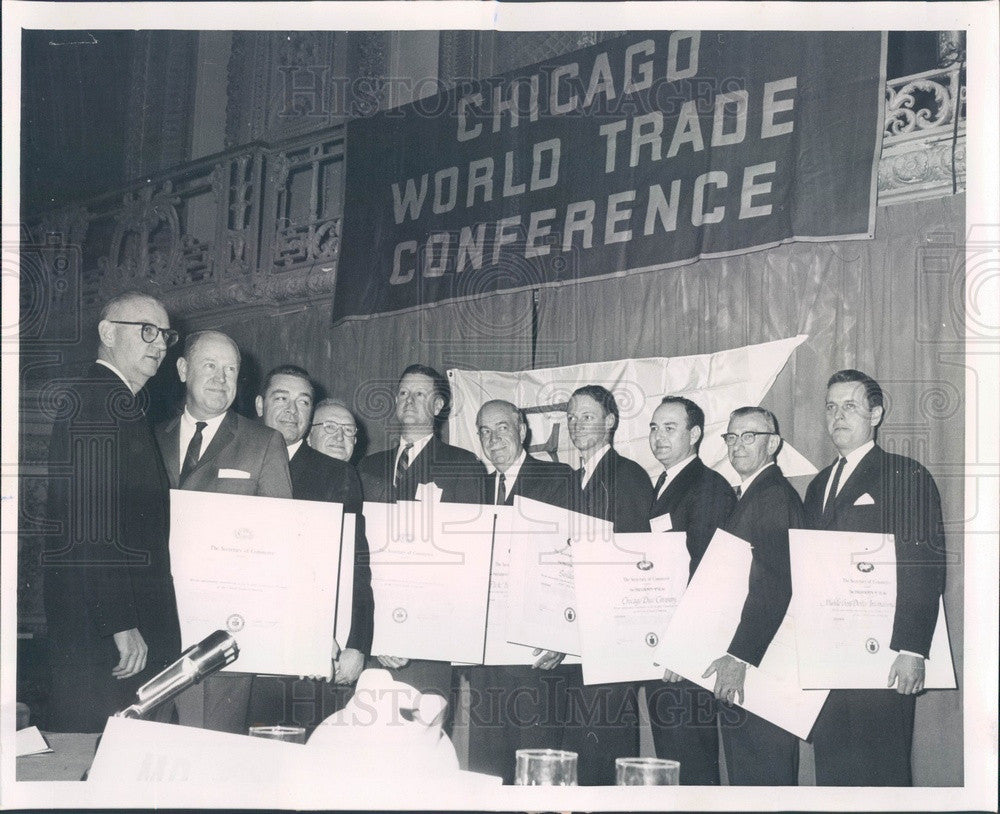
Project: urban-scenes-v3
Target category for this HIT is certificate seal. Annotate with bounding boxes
[235,527,253,541]
[857,561,875,573]
[226,613,245,632]
[392,607,408,623]
[865,637,879,653]
[645,632,659,648]
[636,559,654,571]
[564,607,576,622]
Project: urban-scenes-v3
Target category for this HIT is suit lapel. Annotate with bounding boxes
[159,415,182,489]
[657,458,702,513]
[185,411,236,483]
[831,446,881,517]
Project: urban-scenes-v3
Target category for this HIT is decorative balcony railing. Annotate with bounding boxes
[25,66,966,318]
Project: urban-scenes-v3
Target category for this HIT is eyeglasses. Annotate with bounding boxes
[109,320,179,348]
[312,421,358,437]
[721,431,778,446]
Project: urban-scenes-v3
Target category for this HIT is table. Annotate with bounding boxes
[15,732,101,781]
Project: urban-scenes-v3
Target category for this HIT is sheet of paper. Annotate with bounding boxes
[366,500,495,663]
[789,530,956,689]
[169,490,343,678]
[505,497,612,656]
[15,726,52,757]
[335,513,357,648]
[572,531,689,685]
[649,513,673,533]
[654,529,828,739]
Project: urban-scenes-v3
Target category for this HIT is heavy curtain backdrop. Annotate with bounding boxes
[201,194,963,786]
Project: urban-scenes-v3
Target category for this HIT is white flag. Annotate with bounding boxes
[447,335,816,482]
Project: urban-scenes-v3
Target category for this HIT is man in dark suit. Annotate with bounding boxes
[246,365,374,731]
[705,406,803,785]
[804,370,946,786]
[465,399,576,783]
[156,330,292,733]
[560,385,653,785]
[357,364,485,704]
[42,290,182,732]
[646,396,736,785]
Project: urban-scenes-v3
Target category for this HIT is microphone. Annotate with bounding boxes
[116,630,239,720]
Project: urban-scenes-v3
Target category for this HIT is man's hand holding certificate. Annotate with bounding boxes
[653,529,828,739]
[789,529,955,689]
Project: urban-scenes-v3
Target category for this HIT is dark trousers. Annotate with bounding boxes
[246,675,356,733]
[559,666,640,786]
[812,689,916,786]
[465,664,576,784]
[721,708,799,785]
[646,679,721,785]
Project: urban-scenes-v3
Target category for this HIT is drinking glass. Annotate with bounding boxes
[248,725,307,743]
[514,748,578,785]
[615,757,680,785]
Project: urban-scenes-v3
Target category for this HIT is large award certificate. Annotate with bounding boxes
[572,531,689,685]
[789,530,956,689]
[505,497,613,656]
[653,529,828,739]
[169,490,348,678]
[366,500,496,663]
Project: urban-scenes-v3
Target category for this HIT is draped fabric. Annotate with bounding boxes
[203,193,964,786]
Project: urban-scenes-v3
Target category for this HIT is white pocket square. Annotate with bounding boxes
[218,468,251,479]
[853,493,875,506]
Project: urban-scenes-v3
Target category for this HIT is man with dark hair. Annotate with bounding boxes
[561,384,653,785]
[646,395,736,785]
[805,370,945,786]
[705,406,803,785]
[357,363,483,503]
[466,399,576,783]
[357,364,485,704]
[156,330,292,733]
[43,291,182,731]
[248,365,373,730]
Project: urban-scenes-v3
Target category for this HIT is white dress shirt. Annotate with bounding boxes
[578,444,611,490]
[655,454,697,499]
[178,409,227,475]
[394,432,433,474]
[490,450,527,503]
[822,439,875,510]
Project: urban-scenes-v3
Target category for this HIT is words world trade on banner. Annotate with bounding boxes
[388,33,796,286]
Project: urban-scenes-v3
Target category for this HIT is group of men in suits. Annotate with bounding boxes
[42,289,946,788]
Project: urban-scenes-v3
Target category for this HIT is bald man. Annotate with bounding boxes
[43,290,182,731]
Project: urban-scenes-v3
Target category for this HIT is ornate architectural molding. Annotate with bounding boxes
[879,65,965,205]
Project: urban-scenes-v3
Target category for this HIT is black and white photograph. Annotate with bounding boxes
[2,2,997,810]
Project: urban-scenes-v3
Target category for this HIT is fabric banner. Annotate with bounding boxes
[447,334,816,482]
[336,30,886,321]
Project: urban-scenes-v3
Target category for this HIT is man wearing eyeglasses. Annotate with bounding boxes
[705,406,803,785]
[247,366,373,731]
[156,331,291,733]
[804,371,945,786]
[43,291,182,731]
[309,398,359,463]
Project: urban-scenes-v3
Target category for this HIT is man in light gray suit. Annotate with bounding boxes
[156,330,291,733]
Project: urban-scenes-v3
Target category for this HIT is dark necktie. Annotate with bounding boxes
[496,472,507,505]
[734,484,742,500]
[654,471,667,498]
[394,442,414,486]
[823,457,847,520]
[181,421,207,483]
